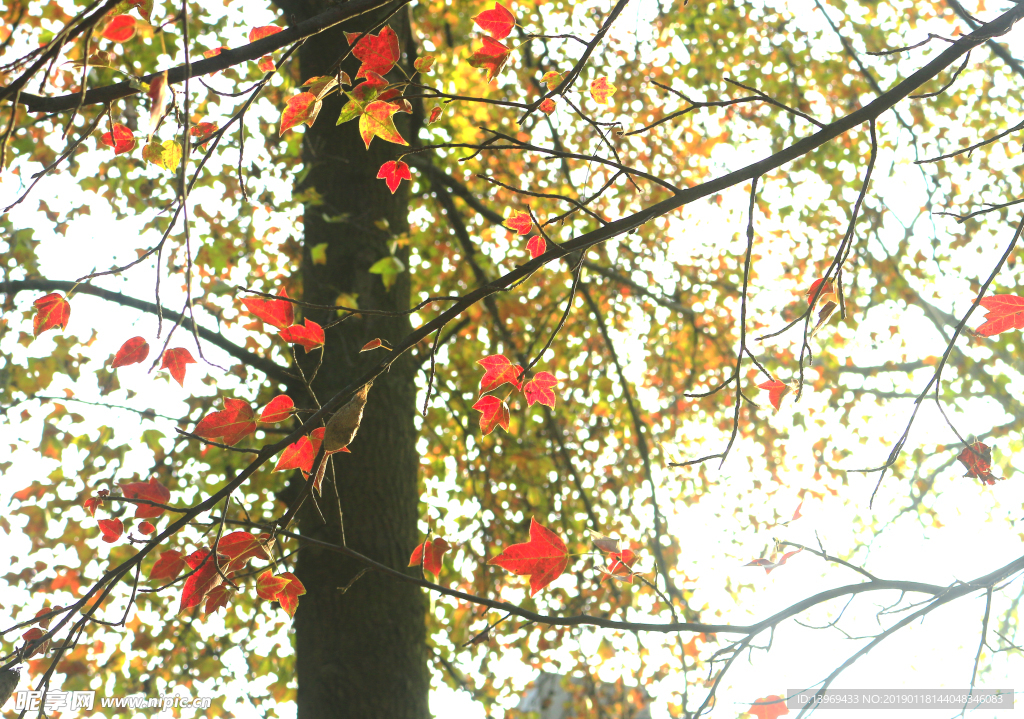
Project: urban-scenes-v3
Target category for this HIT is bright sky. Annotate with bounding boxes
[2,0,1024,717]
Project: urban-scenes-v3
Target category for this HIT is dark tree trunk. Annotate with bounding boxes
[276,2,429,717]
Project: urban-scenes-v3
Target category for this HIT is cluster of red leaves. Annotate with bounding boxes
[472,354,560,435]
[104,332,194,386]
[86,477,172,544]
[20,607,61,658]
[468,3,515,82]
[958,441,998,485]
[192,394,294,448]
[488,518,569,596]
[150,532,281,616]
[243,289,325,352]
[408,537,451,575]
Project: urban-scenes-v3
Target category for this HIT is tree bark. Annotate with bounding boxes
[281,2,429,717]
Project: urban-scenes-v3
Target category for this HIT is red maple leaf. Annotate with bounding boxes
[488,518,569,596]
[468,36,510,82]
[274,435,316,474]
[101,15,136,42]
[189,121,219,144]
[111,336,149,368]
[274,572,306,617]
[279,318,325,352]
[138,521,155,535]
[473,395,510,435]
[344,26,400,79]
[605,548,639,581]
[377,160,412,193]
[523,371,557,408]
[478,354,524,393]
[259,395,294,423]
[473,2,516,39]
[179,549,225,614]
[505,209,532,235]
[84,496,102,517]
[194,397,257,446]
[160,347,196,386]
[97,518,123,543]
[958,441,997,485]
[975,295,1024,337]
[149,549,186,582]
[526,235,546,259]
[748,695,790,719]
[280,92,321,135]
[204,584,232,615]
[361,338,390,352]
[248,25,283,43]
[408,537,451,575]
[359,100,407,149]
[257,570,290,600]
[119,476,171,518]
[757,379,790,411]
[100,123,136,154]
[242,288,294,330]
[32,293,71,336]
[257,55,275,72]
[217,531,274,572]
[538,97,556,115]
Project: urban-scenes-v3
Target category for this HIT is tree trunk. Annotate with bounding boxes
[280,3,429,717]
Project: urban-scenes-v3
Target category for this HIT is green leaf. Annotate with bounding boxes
[368,256,405,290]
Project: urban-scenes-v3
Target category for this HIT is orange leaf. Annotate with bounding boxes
[203,46,227,59]
[359,100,407,149]
[488,517,568,595]
[275,572,306,617]
[248,25,283,43]
[119,476,171,518]
[84,496,102,516]
[408,537,451,575]
[274,435,316,474]
[194,397,256,446]
[478,354,523,393]
[259,394,294,423]
[257,55,275,72]
[111,336,149,368]
[505,209,532,235]
[97,518,123,543]
[204,584,232,615]
[473,2,516,39]
[541,70,563,90]
[100,123,136,154]
[376,160,412,193]
[468,36,510,82]
[748,695,789,719]
[538,97,556,115]
[958,441,998,485]
[280,92,320,134]
[279,318,325,352]
[256,569,290,600]
[101,15,136,42]
[189,121,219,144]
[757,379,790,412]
[32,293,70,336]
[149,549,186,582]
[160,347,196,386]
[975,295,1024,336]
[343,26,400,79]
[589,76,616,105]
[526,235,546,259]
[473,395,510,435]
[414,55,434,73]
[242,288,294,330]
[523,371,557,408]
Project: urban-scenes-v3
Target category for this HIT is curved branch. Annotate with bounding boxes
[6,0,412,112]
[0,279,294,387]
